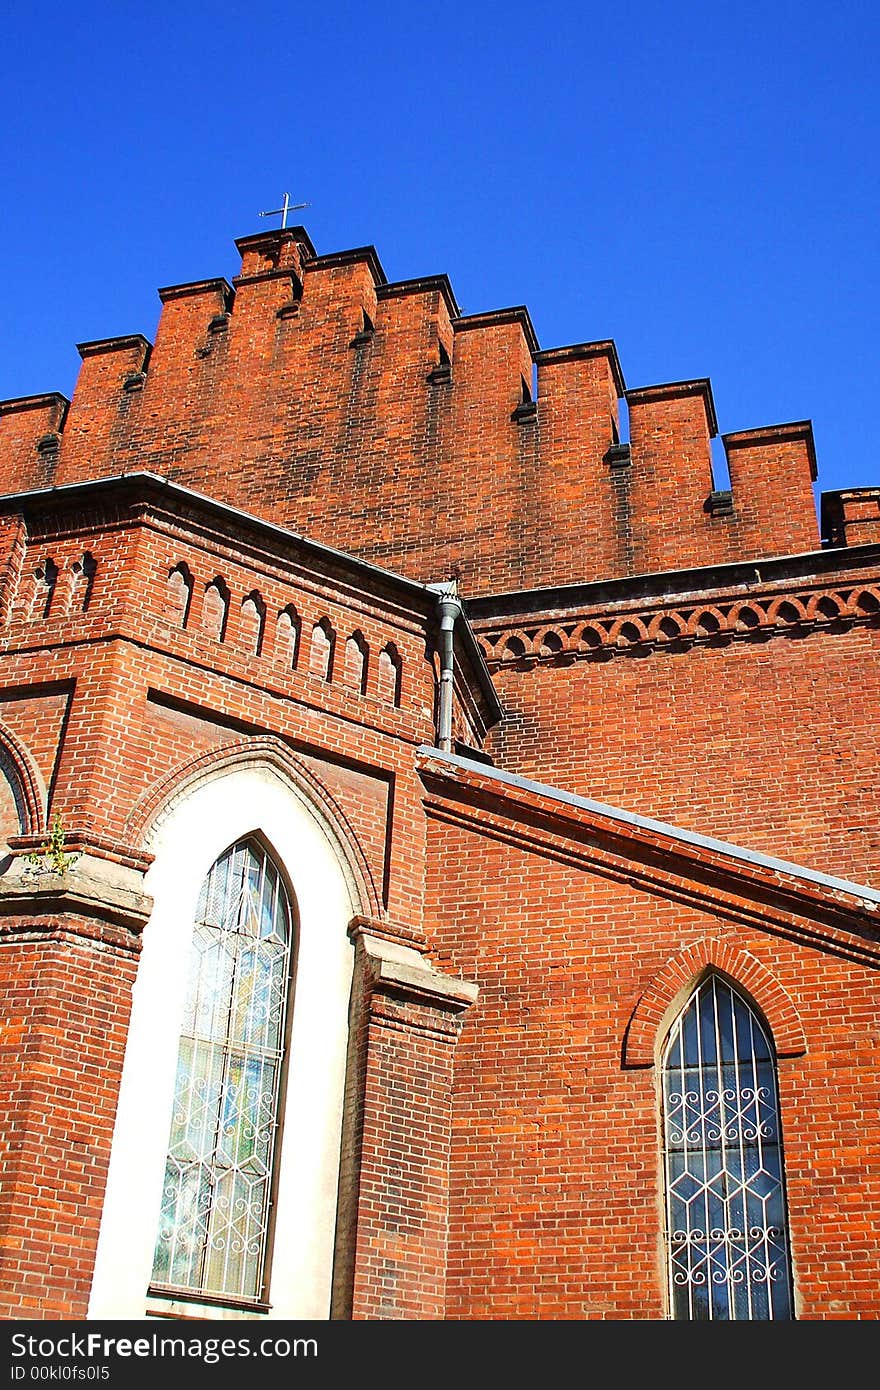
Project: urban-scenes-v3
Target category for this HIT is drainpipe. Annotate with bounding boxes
[431,584,462,752]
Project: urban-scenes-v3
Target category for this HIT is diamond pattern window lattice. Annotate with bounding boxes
[151,838,294,1303]
[661,973,794,1320]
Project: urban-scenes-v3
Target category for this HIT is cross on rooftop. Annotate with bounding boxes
[259,193,310,229]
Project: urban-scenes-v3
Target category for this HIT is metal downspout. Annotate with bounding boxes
[433,586,462,752]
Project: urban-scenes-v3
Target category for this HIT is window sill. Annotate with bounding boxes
[147,1284,272,1319]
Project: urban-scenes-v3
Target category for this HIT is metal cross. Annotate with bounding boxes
[259,192,309,228]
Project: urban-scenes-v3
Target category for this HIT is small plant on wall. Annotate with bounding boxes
[24,813,80,877]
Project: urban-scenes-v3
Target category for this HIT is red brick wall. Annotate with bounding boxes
[0,924,139,1319]
[724,423,819,558]
[0,488,445,918]
[0,688,72,799]
[423,793,880,1320]
[0,486,454,1319]
[822,488,880,548]
[483,617,880,888]
[346,985,460,1319]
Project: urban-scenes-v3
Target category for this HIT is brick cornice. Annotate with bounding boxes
[723,420,818,481]
[0,472,433,610]
[377,275,460,320]
[76,334,152,360]
[472,570,880,667]
[305,245,387,285]
[534,339,626,396]
[9,830,153,874]
[452,306,540,354]
[626,377,718,437]
[156,278,233,305]
[0,392,69,421]
[0,470,501,729]
[467,542,880,619]
[349,913,426,953]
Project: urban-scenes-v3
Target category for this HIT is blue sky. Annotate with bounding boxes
[2,0,878,503]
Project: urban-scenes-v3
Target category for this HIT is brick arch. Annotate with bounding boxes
[851,586,880,615]
[534,626,564,657]
[647,611,686,642]
[623,938,807,1067]
[683,605,726,637]
[123,735,382,918]
[805,590,844,621]
[0,719,46,837]
[574,623,606,652]
[500,632,527,661]
[608,615,650,647]
[729,601,764,632]
[766,595,808,626]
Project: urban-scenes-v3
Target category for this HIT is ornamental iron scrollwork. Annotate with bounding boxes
[151,838,293,1302]
[662,974,794,1320]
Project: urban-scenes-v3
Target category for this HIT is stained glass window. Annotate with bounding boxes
[151,838,293,1303]
[661,973,794,1320]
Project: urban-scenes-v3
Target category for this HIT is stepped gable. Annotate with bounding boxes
[2,227,860,598]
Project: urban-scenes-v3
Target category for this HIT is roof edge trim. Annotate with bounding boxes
[417,745,880,909]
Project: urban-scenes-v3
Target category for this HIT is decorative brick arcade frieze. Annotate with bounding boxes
[474,574,880,667]
[0,473,501,753]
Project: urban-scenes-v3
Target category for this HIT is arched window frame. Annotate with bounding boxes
[88,763,358,1321]
[659,970,795,1321]
[149,835,297,1307]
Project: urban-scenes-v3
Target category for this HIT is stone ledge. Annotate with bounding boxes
[0,850,153,933]
[355,929,478,1014]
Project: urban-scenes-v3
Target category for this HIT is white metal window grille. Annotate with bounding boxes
[150,838,293,1303]
[661,974,794,1320]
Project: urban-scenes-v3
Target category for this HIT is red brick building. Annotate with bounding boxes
[0,226,878,1321]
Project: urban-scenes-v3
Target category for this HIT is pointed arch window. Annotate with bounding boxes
[661,973,794,1320]
[150,838,294,1305]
